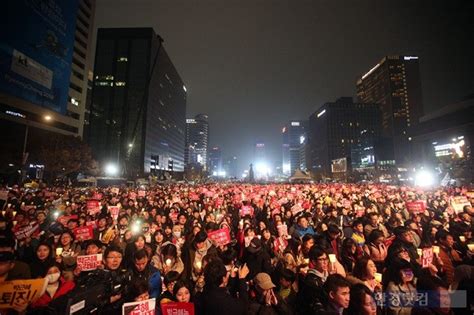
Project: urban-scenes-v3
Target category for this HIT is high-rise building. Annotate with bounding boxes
[308,97,382,176]
[356,55,423,165]
[224,156,239,178]
[88,28,186,176]
[0,0,95,143]
[254,140,266,163]
[208,146,223,175]
[282,121,307,175]
[185,114,209,170]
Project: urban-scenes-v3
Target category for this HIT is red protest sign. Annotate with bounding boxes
[87,200,101,215]
[138,190,146,197]
[85,220,97,229]
[406,201,425,214]
[108,206,120,220]
[207,228,231,246]
[13,222,39,240]
[291,204,303,215]
[421,247,433,268]
[240,205,254,217]
[77,254,103,271]
[73,226,93,241]
[161,302,194,315]
[57,215,78,227]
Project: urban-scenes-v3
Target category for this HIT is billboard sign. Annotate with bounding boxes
[0,0,79,114]
[331,158,347,173]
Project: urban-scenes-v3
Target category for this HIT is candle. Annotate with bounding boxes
[467,244,474,252]
[417,249,422,257]
[12,221,17,227]
[459,236,466,242]
[12,211,17,217]
[433,246,440,255]
[328,254,336,263]
[56,248,63,256]
[374,272,382,283]
[165,258,172,266]
[196,261,202,270]
[304,258,309,265]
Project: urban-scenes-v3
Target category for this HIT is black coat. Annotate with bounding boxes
[196,280,248,315]
[296,270,326,315]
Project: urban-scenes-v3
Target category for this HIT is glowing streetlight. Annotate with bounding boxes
[105,163,119,176]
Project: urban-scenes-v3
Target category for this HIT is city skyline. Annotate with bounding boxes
[94,0,474,173]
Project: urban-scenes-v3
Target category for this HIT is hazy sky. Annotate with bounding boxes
[94,0,474,174]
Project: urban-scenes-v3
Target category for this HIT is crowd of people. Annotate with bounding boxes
[0,182,473,315]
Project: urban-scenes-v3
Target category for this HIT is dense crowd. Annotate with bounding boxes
[0,182,473,315]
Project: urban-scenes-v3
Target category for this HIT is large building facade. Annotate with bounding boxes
[282,121,307,175]
[0,1,95,137]
[356,55,423,166]
[185,114,209,171]
[308,97,382,176]
[88,28,186,176]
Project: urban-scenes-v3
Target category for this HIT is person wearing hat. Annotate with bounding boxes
[248,272,290,314]
[243,237,272,281]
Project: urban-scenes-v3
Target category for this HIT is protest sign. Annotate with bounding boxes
[13,222,39,241]
[291,204,303,215]
[161,302,194,315]
[111,187,120,195]
[421,247,434,268]
[0,278,47,308]
[123,298,155,315]
[73,226,93,241]
[85,220,97,229]
[207,228,231,246]
[451,196,471,214]
[57,215,78,227]
[406,201,425,214]
[138,190,146,197]
[108,206,120,220]
[240,205,254,217]
[87,201,101,215]
[77,254,103,271]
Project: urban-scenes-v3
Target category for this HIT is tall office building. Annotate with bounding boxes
[308,97,382,176]
[282,121,307,175]
[88,28,186,176]
[208,146,223,175]
[356,55,423,165]
[254,140,266,163]
[0,0,95,164]
[185,114,209,170]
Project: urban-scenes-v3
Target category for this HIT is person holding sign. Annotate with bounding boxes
[30,264,75,310]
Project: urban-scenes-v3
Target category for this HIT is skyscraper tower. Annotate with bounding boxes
[356,55,423,165]
[282,121,307,175]
[88,28,186,176]
[185,114,209,170]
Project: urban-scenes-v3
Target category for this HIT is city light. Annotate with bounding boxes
[414,169,435,187]
[317,109,326,118]
[105,163,119,176]
[255,162,271,176]
[44,115,52,121]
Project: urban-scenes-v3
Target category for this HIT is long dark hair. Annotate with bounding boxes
[347,283,376,315]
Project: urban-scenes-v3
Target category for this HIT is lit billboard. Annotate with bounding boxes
[0,0,78,114]
[331,157,347,173]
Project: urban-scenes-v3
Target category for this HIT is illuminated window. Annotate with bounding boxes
[117,57,128,62]
[115,81,126,87]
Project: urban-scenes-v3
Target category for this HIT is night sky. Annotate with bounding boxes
[95,0,474,174]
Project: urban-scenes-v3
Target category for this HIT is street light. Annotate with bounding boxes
[105,163,119,177]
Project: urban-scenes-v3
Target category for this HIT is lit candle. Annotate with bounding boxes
[165,258,172,266]
[328,254,336,263]
[467,244,474,252]
[459,236,466,242]
[417,249,422,257]
[56,248,63,256]
[12,211,17,217]
[1,211,5,216]
[374,272,382,283]
[196,261,202,270]
[304,258,309,265]
[433,246,440,255]
[12,221,17,226]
